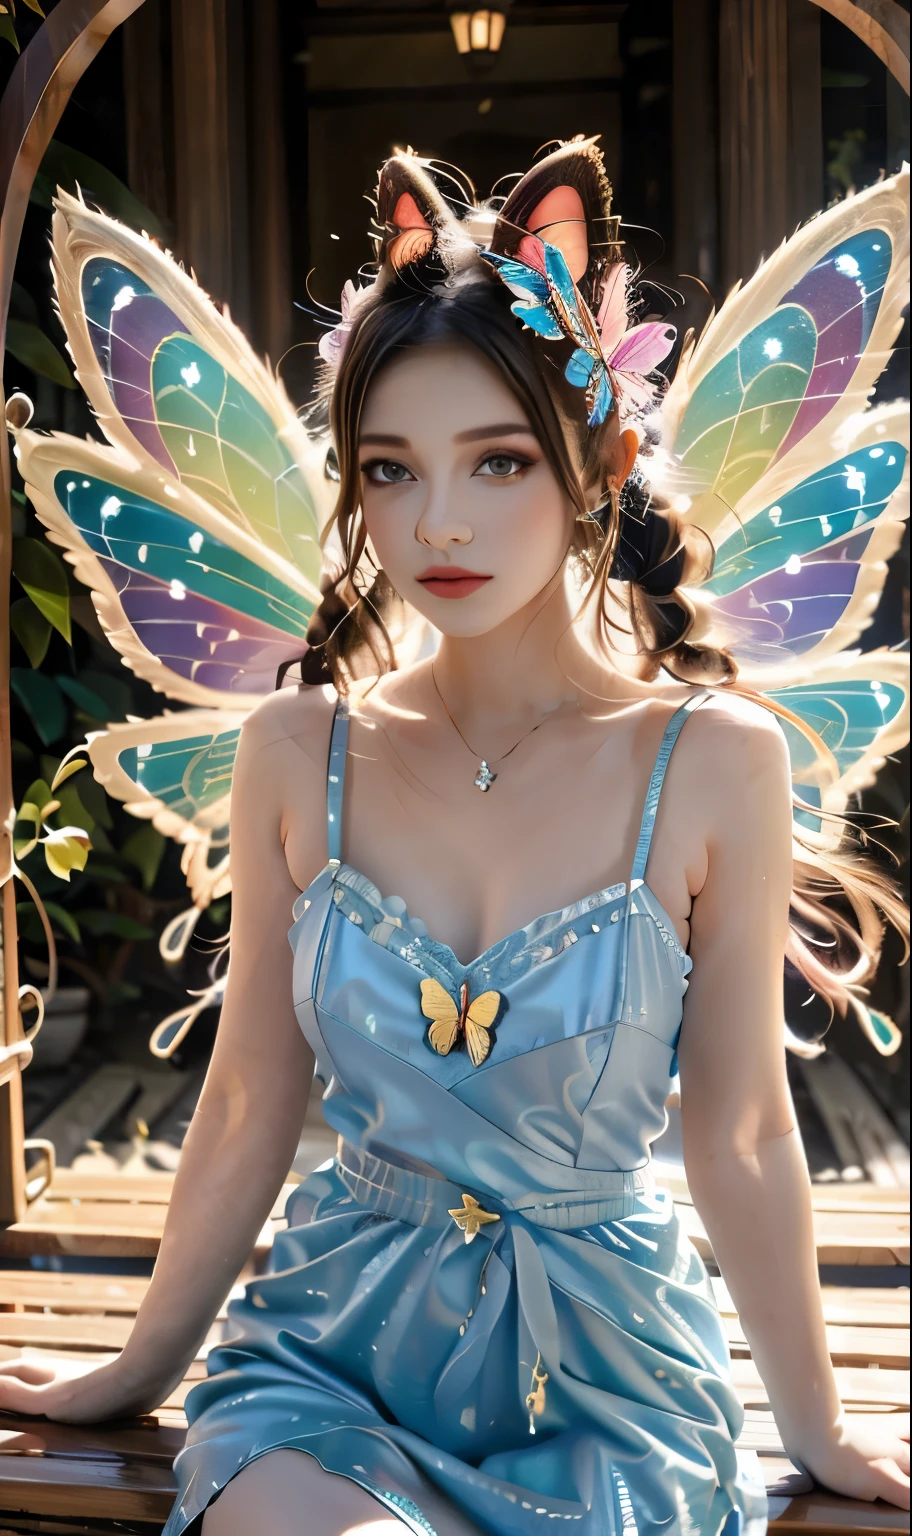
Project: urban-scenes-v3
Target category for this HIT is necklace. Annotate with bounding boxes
[431,665,553,792]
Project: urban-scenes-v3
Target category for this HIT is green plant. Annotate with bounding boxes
[0,0,44,55]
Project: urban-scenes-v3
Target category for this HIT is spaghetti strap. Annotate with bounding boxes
[326,698,350,865]
[630,690,712,886]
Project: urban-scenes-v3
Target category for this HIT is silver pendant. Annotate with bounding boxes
[474,760,496,792]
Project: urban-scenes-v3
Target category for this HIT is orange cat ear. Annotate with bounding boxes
[517,185,589,282]
[376,155,455,274]
[490,137,616,292]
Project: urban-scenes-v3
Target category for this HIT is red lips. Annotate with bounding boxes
[416,566,493,600]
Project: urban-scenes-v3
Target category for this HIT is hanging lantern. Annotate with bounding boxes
[448,5,511,73]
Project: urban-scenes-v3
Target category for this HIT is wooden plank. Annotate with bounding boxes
[713,1277,911,1328]
[0,1314,224,1354]
[724,1316,910,1369]
[799,1057,911,1188]
[771,1492,910,1532]
[0,1180,295,1259]
[733,1358,909,1410]
[33,1067,140,1170]
[657,1163,910,1213]
[678,1202,910,1267]
[0,1449,176,1522]
[0,1271,151,1313]
[43,1167,178,1204]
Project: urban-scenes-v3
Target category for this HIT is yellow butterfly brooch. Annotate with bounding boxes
[420,978,504,1068]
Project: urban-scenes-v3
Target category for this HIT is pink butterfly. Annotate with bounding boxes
[595,264,676,419]
[318,280,365,366]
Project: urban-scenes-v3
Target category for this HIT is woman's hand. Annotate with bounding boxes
[796,1415,910,1509]
[0,1352,172,1423]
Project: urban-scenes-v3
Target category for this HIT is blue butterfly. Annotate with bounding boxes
[481,239,614,426]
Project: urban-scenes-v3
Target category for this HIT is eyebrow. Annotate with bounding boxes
[358,423,534,448]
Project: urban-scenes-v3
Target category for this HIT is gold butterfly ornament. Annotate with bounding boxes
[420,978,503,1068]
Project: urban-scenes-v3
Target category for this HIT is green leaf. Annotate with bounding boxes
[0,14,20,52]
[36,140,166,238]
[5,318,75,389]
[76,669,131,722]
[12,538,71,642]
[83,860,129,884]
[44,902,81,944]
[49,756,88,792]
[55,675,111,720]
[9,669,67,745]
[10,281,39,325]
[21,778,55,815]
[16,905,45,943]
[54,780,93,835]
[73,770,114,831]
[121,823,165,892]
[10,596,51,667]
[21,0,46,15]
[77,910,154,940]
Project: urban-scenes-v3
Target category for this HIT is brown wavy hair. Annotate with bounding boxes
[300,143,908,1051]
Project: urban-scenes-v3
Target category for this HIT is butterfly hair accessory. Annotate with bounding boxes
[318,280,368,366]
[481,240,676,426]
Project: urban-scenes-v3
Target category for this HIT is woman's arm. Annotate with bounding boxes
[0,690,326,1421]
[677,704,909,1508]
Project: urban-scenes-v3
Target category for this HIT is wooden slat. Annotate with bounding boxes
[32,1067,140,1170]
[770,1493,910,1532]
[732,1358,909,1411]
[713,1278,911,1329]
[678,1202,910,1267]
[725,1317,910,1369]
[0,1270,151,1313]
[657,1163,911,1215]
[0,1313,224,1353]
[0,1180,296,1259]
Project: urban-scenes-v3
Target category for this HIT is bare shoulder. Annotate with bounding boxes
[238,684,338,770]
[672,689,792,827]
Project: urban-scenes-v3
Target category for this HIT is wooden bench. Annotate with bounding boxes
[1,1170,909,1533]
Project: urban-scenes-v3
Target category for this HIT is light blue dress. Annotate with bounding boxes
[166,693,768,1535]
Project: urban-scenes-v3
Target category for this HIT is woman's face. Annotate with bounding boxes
[356,342,575,637]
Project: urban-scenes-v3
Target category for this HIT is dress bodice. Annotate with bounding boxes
[171,686,765,1536]
[289,692,710,1210]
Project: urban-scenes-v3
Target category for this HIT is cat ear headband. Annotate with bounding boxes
[319,138,677,428]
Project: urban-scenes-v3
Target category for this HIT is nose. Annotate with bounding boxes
[415,473,473,551]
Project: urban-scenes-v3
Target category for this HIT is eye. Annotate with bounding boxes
[474,452,530,479]
[362,459,415,485]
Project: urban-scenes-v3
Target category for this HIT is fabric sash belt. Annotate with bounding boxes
[334,1137,657,1427]
[335,1137,651,1232]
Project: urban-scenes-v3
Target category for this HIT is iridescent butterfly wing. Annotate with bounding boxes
[11,193,335,1041]
[482,241,611,423]
[657,168,910,1051]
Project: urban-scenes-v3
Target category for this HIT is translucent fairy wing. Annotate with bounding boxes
[150,974,227,1060]
[652,168,910,836]
[758,649,909,831]
[703,403,908,672]
[86,709,245,909]
[13,434,317,707]
[50,191,332,577]
[659,168,910,539]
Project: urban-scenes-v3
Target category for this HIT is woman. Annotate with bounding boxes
[1,140,908,1535]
